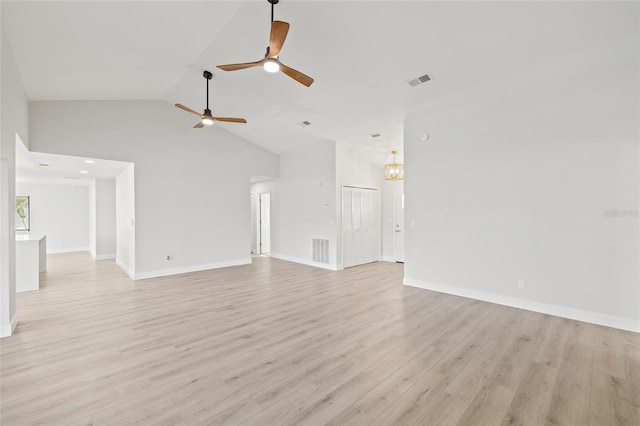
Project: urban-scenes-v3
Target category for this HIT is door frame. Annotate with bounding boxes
[257,192,271,254]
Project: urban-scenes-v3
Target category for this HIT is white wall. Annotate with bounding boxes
[1,24,29,337]
[403,11,639,331]
[116,165,135,277]
[15,182,90,253]
[268,141,338,269]
[93,179,116,259]
[335,143,381,189]
[29,101,279,279]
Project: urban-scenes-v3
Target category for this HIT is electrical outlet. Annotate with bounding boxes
[518,280,525,289]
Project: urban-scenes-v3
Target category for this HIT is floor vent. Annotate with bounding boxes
[408,72,432,87]
[312,239,329,264]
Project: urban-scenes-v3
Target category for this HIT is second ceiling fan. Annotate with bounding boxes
[175,71,247,128]
[217,0,314,87]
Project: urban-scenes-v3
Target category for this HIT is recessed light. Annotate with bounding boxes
[84,160,95,164]
[80,171,89,174]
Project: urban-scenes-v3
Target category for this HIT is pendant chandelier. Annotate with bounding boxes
[384,150,404,181]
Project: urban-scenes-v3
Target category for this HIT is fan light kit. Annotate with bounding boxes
[384,150,404,181]
[263,58,280,73]
[216,0,314,87]
[175,71,247,128]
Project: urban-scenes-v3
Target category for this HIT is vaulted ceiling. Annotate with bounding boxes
[2,1,636,160]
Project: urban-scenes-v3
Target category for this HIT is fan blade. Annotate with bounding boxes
[193,122,205,128]
[213,117,247,123]
[269,21,290,58]
[279,62,314,87]
[176,103,203,117]
[217,60,264,72]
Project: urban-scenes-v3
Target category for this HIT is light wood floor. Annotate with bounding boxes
[1,253,638,425]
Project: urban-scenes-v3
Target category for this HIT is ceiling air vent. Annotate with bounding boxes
[408,72,432,87]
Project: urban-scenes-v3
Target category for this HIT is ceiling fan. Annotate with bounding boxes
[216,0,314,87]
[175,70,247,128]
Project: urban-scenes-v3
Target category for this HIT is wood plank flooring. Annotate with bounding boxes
[1,252,638,425]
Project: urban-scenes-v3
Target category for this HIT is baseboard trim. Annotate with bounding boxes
[116,258,135,280]
[1,312,18,338]
[269,253,339,271]
[134,258,252,280]
[47,247,90,254]
[403,278,639,333]
[94,254,116,260]
[382,256,395,262]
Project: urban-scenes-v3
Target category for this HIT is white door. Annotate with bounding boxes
[351,189,363,265]
[393,187,405,262]
[259,193,271,254]
[342,188,354,267]
[342,187,381,268]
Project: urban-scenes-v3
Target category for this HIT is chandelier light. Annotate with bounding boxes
[384,150,404,181]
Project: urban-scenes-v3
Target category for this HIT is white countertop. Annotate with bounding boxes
[16,234,46,242]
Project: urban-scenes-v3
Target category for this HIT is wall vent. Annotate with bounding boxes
[371,133,381,138]
[299,120,312,127]
[312,239,329,264]
[408,72,432,87]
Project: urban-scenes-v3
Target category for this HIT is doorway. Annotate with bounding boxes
[393,186,405,262]
[257,193,271,254]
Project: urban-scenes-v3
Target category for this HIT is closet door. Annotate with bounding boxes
[351,189,364,265]
[369,189,380,261]
[361,189,380,263]
[342,188,354,267]
[342,187,381,268]
[360,189,372,263]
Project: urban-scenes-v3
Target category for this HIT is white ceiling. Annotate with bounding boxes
[16,138,131,186]
[3,1,637,161]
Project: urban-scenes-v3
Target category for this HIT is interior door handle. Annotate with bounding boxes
[395,230,402,233]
